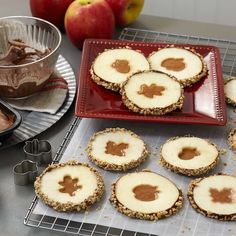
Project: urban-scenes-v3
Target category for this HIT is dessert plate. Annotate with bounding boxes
[75,39,226,125]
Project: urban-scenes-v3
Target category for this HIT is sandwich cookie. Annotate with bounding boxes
[90,47,150,91]
[148,46,208,87]
[34,161,104,212]
[188,174,236,221]
[110,170,183,220]
[86,128,148,171]
[160,136,220,176]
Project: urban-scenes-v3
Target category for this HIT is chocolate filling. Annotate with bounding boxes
[0,39,50,66]
[0,109,14,132]
[105,141,129,156]
[111,59,130,73]
[178,147,200,160]
[161,58,186,72]
[209,187,233,204]
[137,83,165,98]
[58,175,82,196]
[133,184,159,201]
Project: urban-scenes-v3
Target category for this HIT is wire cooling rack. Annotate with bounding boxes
[24,28,236,235]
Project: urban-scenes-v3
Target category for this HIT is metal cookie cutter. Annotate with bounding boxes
[23,139,52,165]
[13,160,38,185]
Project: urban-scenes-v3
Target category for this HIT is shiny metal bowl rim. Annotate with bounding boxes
[0,15,62,69]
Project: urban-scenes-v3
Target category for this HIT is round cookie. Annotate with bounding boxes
[228,128,236,153]
[224,77,236,107]
[120,70,184,115]
[86,128,148,171]
[110,170,183,220]
[188,174,236,221]
[160,136,220,176]
[34,161,105,212]
[90,47,150,91]
[148,46,208,87]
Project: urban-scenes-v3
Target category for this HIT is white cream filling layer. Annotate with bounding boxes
[149,48,203,81]
[90,131,145,165]
[225,79,236,102]
[40,165,98,204]
[193,175,236,215]
[116,172,180,214]
[124,71,182,108]
[93,49,149,84]
[161,137,218,169]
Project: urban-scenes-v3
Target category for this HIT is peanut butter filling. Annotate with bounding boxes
[178,147,200,160]
[133,184,159,201]
[209,187,233,203]
[111,59,130,73]
[0,109,14,131]
[161,58,186,72]
[58,175,82,196]
[105,141,129,156]
[137,83,165,98]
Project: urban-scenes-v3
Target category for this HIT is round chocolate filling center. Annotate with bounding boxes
[133,184,159,201]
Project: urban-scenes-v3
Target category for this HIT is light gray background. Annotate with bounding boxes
[0,1,236,236]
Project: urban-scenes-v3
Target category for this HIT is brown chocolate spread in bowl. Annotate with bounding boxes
[0,109,14,131]
[0,39,50,66]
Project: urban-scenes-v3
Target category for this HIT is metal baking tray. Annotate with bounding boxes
[24,28,236,236]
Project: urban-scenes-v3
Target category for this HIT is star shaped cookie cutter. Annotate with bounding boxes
[23,139,52,165]
[13,160,38,185]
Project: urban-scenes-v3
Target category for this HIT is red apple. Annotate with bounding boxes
[105,0,144,26]
[30,0,74,30]
[65,0,115,49]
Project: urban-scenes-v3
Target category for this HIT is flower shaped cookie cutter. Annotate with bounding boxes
[23,139,52,165]
[13,160,38,185]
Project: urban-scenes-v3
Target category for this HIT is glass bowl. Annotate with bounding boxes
[0,16,62,98]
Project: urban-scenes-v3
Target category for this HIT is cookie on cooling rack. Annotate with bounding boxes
[86,128,148,171]
[148,46,208,87]
[228,128,236,153]
[90,47,150,91]
[120,70,184,115]
[34,160,104,212]
[159,136,220,176]
[110,170,183,220]
[224,77,236,107]
[188,173,236,221]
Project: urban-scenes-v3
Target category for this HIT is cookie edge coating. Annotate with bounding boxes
[159,136,220,176]
[109,170,183,221]
[187,173,236,221]
[90,47,150,92]
[86,128,149,171]
[120,70,184,115]
[228,128,236,153]
[34,160,105,212]
[224,77,236,107]
[148,46,208,87]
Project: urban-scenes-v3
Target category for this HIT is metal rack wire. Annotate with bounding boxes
[24,28,236,235]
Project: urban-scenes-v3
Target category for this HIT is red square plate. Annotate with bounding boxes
[75,39,227,125]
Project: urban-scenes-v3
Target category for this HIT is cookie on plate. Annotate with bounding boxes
[110,170,183,220]
[228,128,236,153]
[188,174,236,221]
[160,136,220,176]
[90,47,150,91]
[224,77,236,107]
[86,128,148,171]
[148,46,208,87]
[120,70,184,115]
[34,160,104,212]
